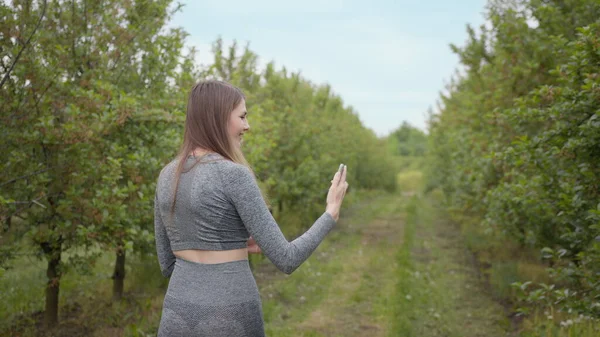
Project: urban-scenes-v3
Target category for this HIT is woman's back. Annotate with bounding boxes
[156,153,251,252]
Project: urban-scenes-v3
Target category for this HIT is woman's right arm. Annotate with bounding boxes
[221,164,348,274]
[154,191,175,278]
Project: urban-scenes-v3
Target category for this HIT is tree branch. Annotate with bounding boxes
[0,168,50,188]
[0,193,59,224]
[0,0,48,90]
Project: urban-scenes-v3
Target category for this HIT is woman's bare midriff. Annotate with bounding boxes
[173,248,248,264]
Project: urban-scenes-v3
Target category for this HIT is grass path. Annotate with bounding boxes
[258,192,514,337]
[250,194,403,337]
[399,195,514,336]
[294,196,404,337]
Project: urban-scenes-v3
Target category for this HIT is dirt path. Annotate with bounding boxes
[253,194,405,337]
[296,202,405,337]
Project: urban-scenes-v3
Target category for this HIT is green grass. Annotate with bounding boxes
[261,192,397,336]
[388,196,417,336]
[515,308,600,337]
[388,194,513,337]
[429,188,600,336]
[1,253,46,330]
[396,170,423,194]
[0,245,166,336]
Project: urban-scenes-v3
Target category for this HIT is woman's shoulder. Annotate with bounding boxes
[213,156,252,178]
[202,155,254,187]
[158,158,177,177]
[156,153,252,184]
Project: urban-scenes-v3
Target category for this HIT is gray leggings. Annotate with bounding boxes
[158,258,265,337]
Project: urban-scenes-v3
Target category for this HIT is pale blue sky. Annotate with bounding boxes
[172,0,488,136]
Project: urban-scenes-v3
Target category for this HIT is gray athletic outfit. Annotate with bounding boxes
[154,153,337,336]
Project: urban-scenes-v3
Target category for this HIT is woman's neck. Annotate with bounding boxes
[190,147,212,157]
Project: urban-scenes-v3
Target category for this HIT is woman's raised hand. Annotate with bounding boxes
[326,164,349,222]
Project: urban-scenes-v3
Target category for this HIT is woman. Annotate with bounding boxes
[154,80,348,336]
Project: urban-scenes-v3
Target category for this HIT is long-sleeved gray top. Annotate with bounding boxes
[154,153,337,277]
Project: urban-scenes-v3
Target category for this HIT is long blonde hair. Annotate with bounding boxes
[169,80,252,217]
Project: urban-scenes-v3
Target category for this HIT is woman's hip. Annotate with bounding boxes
[166,257,260,302]
[158,257,265,336]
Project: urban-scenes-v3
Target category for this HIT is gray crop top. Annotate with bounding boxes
[154,153,337,276]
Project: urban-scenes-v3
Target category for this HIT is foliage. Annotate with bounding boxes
[388,121,428,157]
[427,0,600,325]
[1,0,195,327]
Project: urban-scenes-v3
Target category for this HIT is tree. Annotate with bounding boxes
[427,0,600,318]
[0,0,194,326]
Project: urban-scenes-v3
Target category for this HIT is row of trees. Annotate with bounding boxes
[427,0,599,318]
[0,0,398,329]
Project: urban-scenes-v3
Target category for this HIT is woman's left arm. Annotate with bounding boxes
[222,164,336,274]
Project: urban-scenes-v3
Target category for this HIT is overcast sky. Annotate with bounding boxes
[172,0,488,136]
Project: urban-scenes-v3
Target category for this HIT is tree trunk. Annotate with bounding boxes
[43,243,61,328]
[2,216,10,232]
[112,246,126,300]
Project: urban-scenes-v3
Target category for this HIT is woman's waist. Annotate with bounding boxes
[173,247,248,264]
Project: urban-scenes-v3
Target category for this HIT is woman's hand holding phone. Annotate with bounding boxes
[326,164,349,222]
[246,236,261,254]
